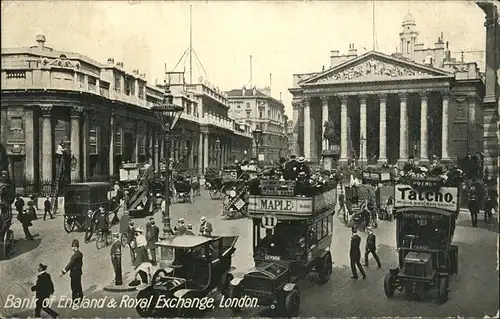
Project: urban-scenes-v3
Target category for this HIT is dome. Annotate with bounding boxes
[403,12,415,23]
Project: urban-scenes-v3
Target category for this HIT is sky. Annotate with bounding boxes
[1,1,486,117]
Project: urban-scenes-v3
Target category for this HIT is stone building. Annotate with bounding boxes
[0,35,252,189]
[289,14,487,169]
[226,86,288,163]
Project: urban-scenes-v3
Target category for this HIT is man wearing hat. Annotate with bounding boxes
[174,218,187,236]
[17,208,34,240]
[61,239,84,300]
[364,227,381,268]
[349,228,366,279]
[199,216,213,237]
[110,232,123,286]
[146,217,159,264]
[297,156,311,176]
[185,224,195,235]
[43,196,53,220]
[130,226,150,285]
[31,263,58,318]
[127,220,136,264]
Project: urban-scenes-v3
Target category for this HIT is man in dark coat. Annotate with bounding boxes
[350,228,366,279]
[174,218,187,236]
[110,233,123,286]
[61,239,83,300]
[466,179,481,227]
[15,196,24,215]
[28,200,38,220]
[127,221,136,264]
[364,227,381,268]
[43,196,53,220]
[146,218,159,265]
[31,263,58,318]
[17,209,34,240]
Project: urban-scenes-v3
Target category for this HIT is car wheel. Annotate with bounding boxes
[135,286,155,317]
[282,287,300,317]
[437,276,449,304]
[384,273,396,298]
[63,216,75,233]
[317,253,333,284]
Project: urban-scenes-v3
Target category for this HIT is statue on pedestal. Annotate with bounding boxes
[323,120,339,150]
[322,121,340,170]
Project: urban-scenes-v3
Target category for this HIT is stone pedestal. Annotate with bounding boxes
[322,145,340,171]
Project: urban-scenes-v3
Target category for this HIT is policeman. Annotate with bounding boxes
[61,239,84,301]
[110,233,123,285]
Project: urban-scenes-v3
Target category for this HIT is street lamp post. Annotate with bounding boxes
[214,138,221,169]
[150,83,184,239]
[252,127,263,163]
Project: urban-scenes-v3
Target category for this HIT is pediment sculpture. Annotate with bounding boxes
[317,58,428,82]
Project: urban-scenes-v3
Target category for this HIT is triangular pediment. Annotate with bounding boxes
[302,51,453,85]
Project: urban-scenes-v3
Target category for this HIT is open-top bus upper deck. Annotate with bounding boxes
[248,179,337,220]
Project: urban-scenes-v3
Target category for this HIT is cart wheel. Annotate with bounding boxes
[95,232,105,250]
[226,209,236,219]
[384,273,396,297]
[151,269,170,286]
[63,216,75,233]
[282,287,300,317]
[437,276,449,304]
[120,233,128,247]
[317,253,333,284]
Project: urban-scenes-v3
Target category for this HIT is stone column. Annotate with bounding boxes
[203,133,209,171]
[134,124,140,162]
[70,106,84,182]
[419,91,429,162]
[378,94,387,164]
[82,112,90,181]
[292,101,300,156]
[40,104,53,182]
[441,91,450,160]
[321,96,329,151]
[398,93,409,164]
[148,128,153,165]
[198,132,204,174]
[109,113,115,176]
[340,95,349,163]
[359,95,367,164]
[303,97,311,160]
[24,107,35,181]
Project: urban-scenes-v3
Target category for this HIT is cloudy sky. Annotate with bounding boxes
[1,1,486,116]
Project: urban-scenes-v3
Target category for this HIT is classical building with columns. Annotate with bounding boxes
[0,35,252,190]
[289,14,487,169]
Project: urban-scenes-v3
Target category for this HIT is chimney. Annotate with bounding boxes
[252,86,256,96]
[107,58,115,65]
[330,50,340,67]
[269,73,272,95]
[348,43,357,57]
[279,92,282,101]
[242,86,246,96]
[116,62,124,68]
[36,34,46,50]
[444,41,451,61]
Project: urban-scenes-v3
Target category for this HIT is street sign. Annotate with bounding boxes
[261,214,278,229]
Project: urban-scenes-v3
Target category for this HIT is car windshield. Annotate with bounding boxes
[256,221,307,259]
[400,213,450,249]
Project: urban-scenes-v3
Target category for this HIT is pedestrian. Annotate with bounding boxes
[364,227,381,268]
[31,263,58,318]
[199,216,213,237]
[174,218,187,236]
[350,227,366,279]
[130,227,150,285]
[337,190,347,222]
[14,196,24,215]
[123,190,130,211]
[61,239,83,301]
[17,209,34,240]
[28,200,38,220]
[43,196,53,220]
[110,232,123,286]
[146,218,159,265]
[467,179,481,227]
[185,224,195,235]
[127,221,136,265]
[109,198,119,225]
[119,211,130,239]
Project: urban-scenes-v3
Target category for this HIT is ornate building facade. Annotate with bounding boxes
[226,86,289,163]
[0,35,252,189]
[289,14,487,170]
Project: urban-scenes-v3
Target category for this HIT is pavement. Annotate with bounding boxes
[1,190,498,318]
